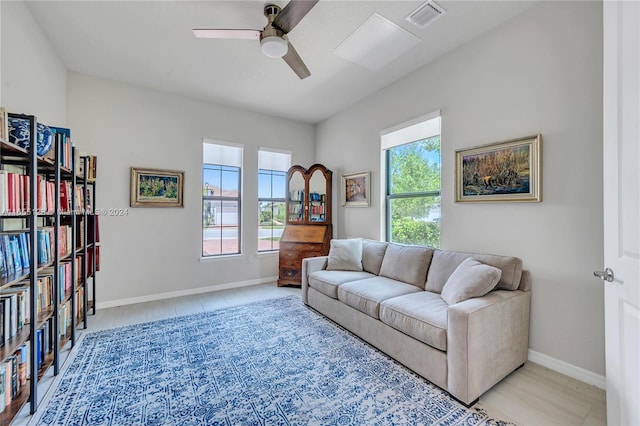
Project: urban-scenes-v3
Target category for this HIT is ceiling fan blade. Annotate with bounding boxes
[282,41,311,79]
[192,29,260,40]
[273,0,319,33]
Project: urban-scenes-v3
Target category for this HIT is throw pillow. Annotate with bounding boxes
[326,238,364,271]
[441,257,502,305]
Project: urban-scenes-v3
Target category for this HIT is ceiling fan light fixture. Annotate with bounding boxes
[260,35,288,58]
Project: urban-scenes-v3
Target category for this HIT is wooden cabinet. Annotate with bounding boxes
[278,225,331,286]
[278,164,332,287]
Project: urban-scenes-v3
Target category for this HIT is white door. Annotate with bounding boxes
[601,2,640,425]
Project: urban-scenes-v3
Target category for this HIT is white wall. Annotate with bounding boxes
[316,1,605,376]
[67,72,315,305]
[0,1,66,126]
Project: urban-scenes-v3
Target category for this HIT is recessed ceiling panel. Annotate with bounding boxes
[333,13,421,71]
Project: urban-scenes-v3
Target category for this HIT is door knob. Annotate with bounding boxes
[594,268,615,282]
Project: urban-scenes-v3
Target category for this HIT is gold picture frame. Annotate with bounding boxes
[341,171,371,207]
[0,107,8,142]
[455,134,541,202]
[130,167,184,207]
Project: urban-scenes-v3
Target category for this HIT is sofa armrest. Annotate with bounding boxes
[447,290,531,404]
[301,256,328,304]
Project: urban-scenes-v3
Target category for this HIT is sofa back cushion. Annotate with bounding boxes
[379,243,434,289]
[425,250,523,293]
[362,240,388,275]
[326,238,364,271]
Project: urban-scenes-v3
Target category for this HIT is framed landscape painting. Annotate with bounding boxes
[342,171,370,207]
[455,134,541,202]
[130,167,184,207]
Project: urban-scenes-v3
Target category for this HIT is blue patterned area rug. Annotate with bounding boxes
[35,296,510,426]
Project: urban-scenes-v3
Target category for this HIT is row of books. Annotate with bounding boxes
[310,205,325,215]
[60,181,88,213]
[0,171,90,215]
[39,127,73,170]
[39,128,97,181]
[0,343,28,413]
[0,273,58,345]
[1,264,81,348]
[0,317,55,413]
[289,190,304,201]
[0,227,72,278]
[288,204,304,214]
[83,155,98,181]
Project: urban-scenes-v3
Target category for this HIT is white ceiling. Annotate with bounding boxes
[25,1,536,124]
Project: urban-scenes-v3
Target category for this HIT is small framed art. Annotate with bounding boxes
[130,167,184,207]
[341,171,370,207]
[455,134,541,202]
[0,107,8,141]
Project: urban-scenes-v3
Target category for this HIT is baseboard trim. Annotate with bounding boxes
[528,349,606,389]
[95,277,278,310]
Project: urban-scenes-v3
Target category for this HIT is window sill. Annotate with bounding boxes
[199,254,245,263]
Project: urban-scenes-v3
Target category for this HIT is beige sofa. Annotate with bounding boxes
[301,239,531,405]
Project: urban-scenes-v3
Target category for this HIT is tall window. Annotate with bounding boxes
[382,114,441,248]
[258,149,291,251]
[202,141,242,256]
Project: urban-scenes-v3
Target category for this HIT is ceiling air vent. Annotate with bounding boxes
[405,0,446,29]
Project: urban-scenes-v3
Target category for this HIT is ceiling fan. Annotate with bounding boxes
[193,0,319,79]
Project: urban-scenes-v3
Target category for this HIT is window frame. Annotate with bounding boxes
[380,112,441,247]
[202,141,243,258]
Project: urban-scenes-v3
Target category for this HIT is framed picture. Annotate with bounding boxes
[0,107,8,142]
[342,171,371,207]
[455,134,541,202]
[130,167,184,207]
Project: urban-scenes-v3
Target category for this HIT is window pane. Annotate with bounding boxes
[203,200,239,256]
[389,196,440,248]
[258,201,285,251]
[203,165,221,191]
[389,135,441,194]
[221,167,239,194]
[272,173,286,199]
[258,171,272,199]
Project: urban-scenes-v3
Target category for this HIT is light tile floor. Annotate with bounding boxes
[16,284,606,425]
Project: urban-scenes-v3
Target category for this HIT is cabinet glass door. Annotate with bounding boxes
[308,169,327,223]
[288,170,305,223]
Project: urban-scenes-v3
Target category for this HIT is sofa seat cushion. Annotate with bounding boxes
[308,270,376,299]
[337,276,422,319]
[379,292,449,351]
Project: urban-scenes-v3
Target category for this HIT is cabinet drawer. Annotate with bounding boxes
[295,243,325,252]
[280,258,300,268]
[280,250,304,260]
[280,268,301,279]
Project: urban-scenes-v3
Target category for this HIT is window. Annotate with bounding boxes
[382,114,441,248]
[202,141,242,256]
[258,149,291,251]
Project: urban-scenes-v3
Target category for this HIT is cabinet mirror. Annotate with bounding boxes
[309,169,327,223]
[288,170,305,223]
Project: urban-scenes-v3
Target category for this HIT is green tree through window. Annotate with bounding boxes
[386,135,441,248]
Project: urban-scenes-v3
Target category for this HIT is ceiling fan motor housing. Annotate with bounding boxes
[260,4,288,58]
